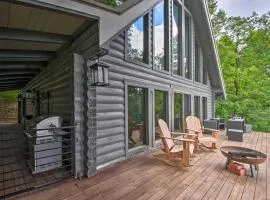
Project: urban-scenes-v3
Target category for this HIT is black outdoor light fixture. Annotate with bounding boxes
[89,47,110,87]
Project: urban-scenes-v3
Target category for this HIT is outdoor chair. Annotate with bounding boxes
[186,116,219,151]
[156,119,195,167]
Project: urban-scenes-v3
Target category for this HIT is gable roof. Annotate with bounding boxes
[185,0,226,98]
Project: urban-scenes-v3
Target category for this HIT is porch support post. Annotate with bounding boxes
[86,59,97,177]
[73,53,88,178]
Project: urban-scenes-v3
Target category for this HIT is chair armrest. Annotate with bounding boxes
[177,138,195,142]
[186,128,200,134]
[203,128,219,132]
[162,137,195,143]
[171,132,197,138]
[171,132,186,136]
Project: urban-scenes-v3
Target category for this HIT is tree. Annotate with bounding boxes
[207,0,227,39]
[208,0,270,131]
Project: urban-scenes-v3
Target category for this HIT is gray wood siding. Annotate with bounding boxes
[24,57,73,122]
[24,21,99,177]
[24,21,99,122]
[96,25,213,169]
[96,35,126,167]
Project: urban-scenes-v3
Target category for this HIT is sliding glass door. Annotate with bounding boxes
[194,96,201,119]
[154,90,168,140]
[128,86,147,149]
[174,93,184,132]
[202,97,208,120]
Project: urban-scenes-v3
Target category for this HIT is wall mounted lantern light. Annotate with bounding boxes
[89,48,110,87]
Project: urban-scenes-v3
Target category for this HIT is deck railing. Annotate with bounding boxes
[0,124,75,199]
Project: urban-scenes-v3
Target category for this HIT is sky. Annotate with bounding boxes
[131,1,165,54]
[217,0,270,17]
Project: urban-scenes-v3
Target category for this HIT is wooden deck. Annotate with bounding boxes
[19,131,269,200]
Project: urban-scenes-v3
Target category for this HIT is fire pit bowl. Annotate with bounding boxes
[220,146,267,165]
[221,146,267,177]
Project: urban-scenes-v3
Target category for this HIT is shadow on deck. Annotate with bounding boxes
[18,131,269,200]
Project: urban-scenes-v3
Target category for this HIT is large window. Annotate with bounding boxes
[174,93,183,132]
[184,13,191,79]
[153,1,166,70]
[203,62,208,85]
[195,39,201,82]
[194,96,200,119]
[127,16,148,63]
[172,1,182,75]
[184,94,192,120]
[202,97,208,120]
[128,86,147,149]
[155,90,168,140]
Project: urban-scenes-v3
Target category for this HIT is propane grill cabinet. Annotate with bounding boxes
[25,116,68,174]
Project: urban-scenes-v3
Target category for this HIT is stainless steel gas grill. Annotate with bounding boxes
[25,116,69,174]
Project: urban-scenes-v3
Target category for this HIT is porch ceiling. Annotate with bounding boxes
[0,1,95,91]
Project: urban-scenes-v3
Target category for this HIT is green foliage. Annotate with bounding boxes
[95,0,125,7]
[208,0,270,132]
[0,91,18,100]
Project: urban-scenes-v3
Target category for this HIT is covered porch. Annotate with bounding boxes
[16,130,269,200]
[0,1,99,199]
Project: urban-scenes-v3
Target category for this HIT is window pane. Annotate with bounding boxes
[202,97,207,120]
[184,13,191,79]
[128,86,147,149]
[127,17,145,62]
[194,96,200,119]
[195,40,201,82]
[155,90,168,140]
[154,1,165,70]
[203,62,208,85]
[184,94,191,118]
[172,2,182,75]
[174,93,183,132]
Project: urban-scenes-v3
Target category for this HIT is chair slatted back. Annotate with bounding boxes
[158,119,174,152]
[186,116,203,138]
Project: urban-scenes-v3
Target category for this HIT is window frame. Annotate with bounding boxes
[202,97,208,120]
[152,0,170,72]
[173,91,184,132]
[184,93,192,119]
[172,0,183,76]
[203,61,208,85]
[153,89,170,143]
[125,14,150,68]
[194,95,201,119]
[125,81,151,156]
[184,11,192,79]
[195,38,202,83]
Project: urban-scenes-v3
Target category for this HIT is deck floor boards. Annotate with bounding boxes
[18,131,269,200]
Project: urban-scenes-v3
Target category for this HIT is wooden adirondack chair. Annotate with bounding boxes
[156,119,195,167]
[186,116,219,151]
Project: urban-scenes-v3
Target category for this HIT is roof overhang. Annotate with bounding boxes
[185,0,226,99]
[0,0,96,91]
[15,0,162,46]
